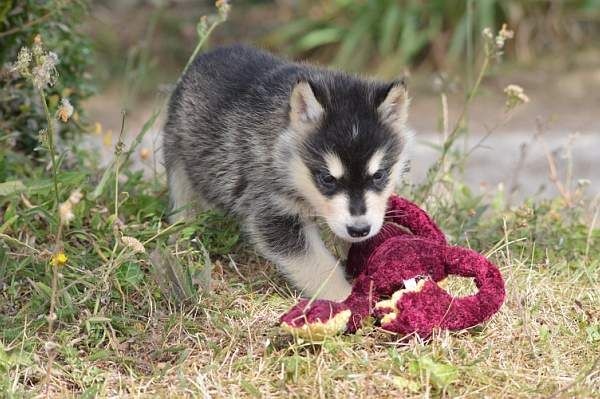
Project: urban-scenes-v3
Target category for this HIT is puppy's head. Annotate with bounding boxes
[283,76,412,242]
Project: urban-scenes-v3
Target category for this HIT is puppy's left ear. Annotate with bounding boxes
[377,79,409,133]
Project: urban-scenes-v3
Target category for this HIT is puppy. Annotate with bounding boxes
[163,45,411,300]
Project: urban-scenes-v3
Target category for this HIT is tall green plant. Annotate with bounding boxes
[0,0,94,154]
[266,0,600,74]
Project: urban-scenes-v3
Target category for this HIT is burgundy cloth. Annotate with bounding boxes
[345,196,447,278]
[280,195,505,339]
[280,299,349,327]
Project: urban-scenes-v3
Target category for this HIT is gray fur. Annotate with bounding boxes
[163,44,410,300]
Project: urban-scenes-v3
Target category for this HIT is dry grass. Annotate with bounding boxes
[1,11,598,398]
[4,230,597,398]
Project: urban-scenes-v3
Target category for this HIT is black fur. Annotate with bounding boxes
[163,44,410,300]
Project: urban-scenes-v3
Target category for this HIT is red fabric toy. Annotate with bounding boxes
[280,195,505,339]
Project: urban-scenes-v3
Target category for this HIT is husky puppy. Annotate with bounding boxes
[163,45,411,301]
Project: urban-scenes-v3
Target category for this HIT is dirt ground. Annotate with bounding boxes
[84,58,600,202]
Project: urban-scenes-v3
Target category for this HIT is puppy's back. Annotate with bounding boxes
[163,45,298,212]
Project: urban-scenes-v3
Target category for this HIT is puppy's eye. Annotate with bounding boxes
[372,169,387,187]
[317,172,337,190]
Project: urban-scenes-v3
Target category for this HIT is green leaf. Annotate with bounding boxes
[192,239,212,294]
[0,343,32,372]
[192,210,240,256]
[334,13,372,69]
[539,325,550,342]
[0,1,12,24]
[583,0,600,11]
[477,0,498,33]
[0,180,26,197]
[391,375,420,392]
[0,215,19,234]
[586,324,600,343]
[240,380,262,398]
[409,356,458,390]
[379,3,402,55]
[149,245,196,303]
[296,27,344,51]
[268,19,319,43]
[116,262,144,289]
[448,14,469,60]
[397,10,431,64]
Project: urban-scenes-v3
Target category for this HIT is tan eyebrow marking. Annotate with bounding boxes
[324,152,344,179]
[367,150,385,175]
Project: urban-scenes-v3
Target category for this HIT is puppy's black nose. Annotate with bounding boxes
[347,224,370,238]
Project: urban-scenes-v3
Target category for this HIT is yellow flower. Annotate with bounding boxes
[93,122,102,135]
[50,252,68,267]
[103,130,113,147]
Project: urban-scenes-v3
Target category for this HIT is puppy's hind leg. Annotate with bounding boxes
[248,211,352,301]
[167,160,203,223]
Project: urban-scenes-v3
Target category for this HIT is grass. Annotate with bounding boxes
[1,195,598,397]
[1,13,599,399]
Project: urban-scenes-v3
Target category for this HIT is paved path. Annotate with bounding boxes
[85,64,600,203]
[410,130,598,200]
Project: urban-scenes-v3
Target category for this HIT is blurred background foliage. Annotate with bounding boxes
[2,0,600,155]
[266,0,600,74]
[0,0,94,155]
[82,0,600,95]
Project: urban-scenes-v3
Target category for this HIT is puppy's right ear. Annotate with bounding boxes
[289,80,325,131]
[377,79,409,134]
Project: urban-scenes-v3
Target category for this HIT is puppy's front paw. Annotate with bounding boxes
[317,278,352,301]
[280,299,351,339]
